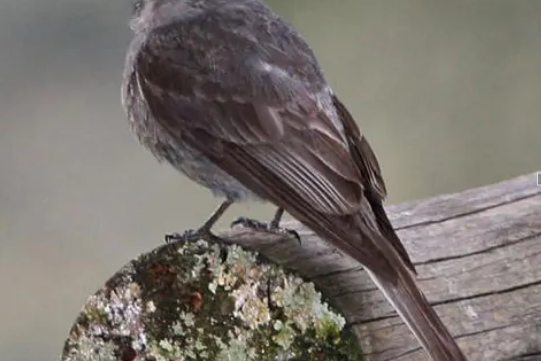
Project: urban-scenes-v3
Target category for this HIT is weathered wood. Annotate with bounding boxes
[221,172,541,361]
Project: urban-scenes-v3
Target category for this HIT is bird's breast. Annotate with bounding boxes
[122,68,259,202]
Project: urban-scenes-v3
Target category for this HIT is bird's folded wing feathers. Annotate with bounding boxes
[133,21,414,272]
[135,24,366,214]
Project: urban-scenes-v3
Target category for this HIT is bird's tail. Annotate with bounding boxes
[364,261,467,361]
[267,200,468,360]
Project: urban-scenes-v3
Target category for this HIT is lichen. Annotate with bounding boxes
[61,238,363,361]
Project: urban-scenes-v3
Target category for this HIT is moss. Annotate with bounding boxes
[61,239,363,361]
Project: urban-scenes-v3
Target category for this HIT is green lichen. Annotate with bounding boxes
[61,239,363,361]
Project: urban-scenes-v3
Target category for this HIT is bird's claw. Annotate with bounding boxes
[164,229,200,243]
[231,216,301,245]
[164,227,227,245]
[231,217,268,231]
[164,232,182,243]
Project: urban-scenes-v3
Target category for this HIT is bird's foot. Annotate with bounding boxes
[230,217,301,245]
[164,226,228,245]
[165,199,235,245]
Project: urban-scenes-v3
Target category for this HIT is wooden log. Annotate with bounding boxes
[61,172,541,361]
[222,171,541,360]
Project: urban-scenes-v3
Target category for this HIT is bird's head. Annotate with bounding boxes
[129,0,210,32]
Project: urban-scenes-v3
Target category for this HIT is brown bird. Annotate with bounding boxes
[122,0,467,359]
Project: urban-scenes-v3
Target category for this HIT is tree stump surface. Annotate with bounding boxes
[220,172,541,361]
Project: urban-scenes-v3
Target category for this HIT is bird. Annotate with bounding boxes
[121,0,467,360]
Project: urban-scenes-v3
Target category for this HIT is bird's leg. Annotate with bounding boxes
[269,207,285,229]
[231,207,301,244]
[165,198,234,244]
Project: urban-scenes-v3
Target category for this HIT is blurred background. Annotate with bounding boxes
[0,0,540,360]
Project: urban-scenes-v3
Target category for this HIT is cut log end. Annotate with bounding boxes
[61,239,362,361]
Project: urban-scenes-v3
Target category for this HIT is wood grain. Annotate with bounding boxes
[221,172,541,361]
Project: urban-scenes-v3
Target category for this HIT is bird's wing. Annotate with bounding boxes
[132,15,413,273]
[332,95,414,270]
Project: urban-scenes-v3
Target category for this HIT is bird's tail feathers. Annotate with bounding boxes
[365,263,467,361]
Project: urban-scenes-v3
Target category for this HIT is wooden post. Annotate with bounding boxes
[223,172,541,360]
[61,172,541,361]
